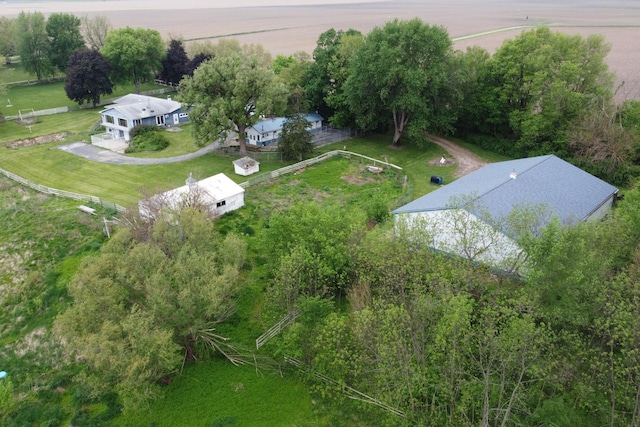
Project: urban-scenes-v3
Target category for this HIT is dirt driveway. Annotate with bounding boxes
[428,134,487,178]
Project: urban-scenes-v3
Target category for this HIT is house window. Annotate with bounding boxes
[118,118,127,127]
[216,200,226,208]
[133,119,142,126]
[156,115,165,125]
[105,115,114,124]
[179,112,188,118]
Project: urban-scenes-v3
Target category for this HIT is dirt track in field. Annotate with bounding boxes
[428,134,487,178]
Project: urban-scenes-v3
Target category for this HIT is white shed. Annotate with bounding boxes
[140,173,245,218]
[233,156,260,176]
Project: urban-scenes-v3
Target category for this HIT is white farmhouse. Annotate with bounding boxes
[245,113,323,146]
[139,173,245,218]
[392,155,618,271]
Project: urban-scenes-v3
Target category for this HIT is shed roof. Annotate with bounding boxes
[101,94,181,120]
[392,155,618,224]
[233,156,259,168]
[161,173,244,206]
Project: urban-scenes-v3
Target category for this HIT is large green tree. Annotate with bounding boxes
[55,208,247,412]
[101,27,165,93]
[16,11,52,81]
[279,114,314,161]
[179,43,282,154]
[324,31,364,128]
[344,19,454,145]
[272,51,312,114]
[304,28,361,122]
[0,17,16,62]
[46,12,85,72]
[479,27,614,156]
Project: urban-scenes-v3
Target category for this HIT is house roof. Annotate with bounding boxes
[392,155,618,224]
[101,94,181,120]
[250,113,324,134]
[160,173,244,206]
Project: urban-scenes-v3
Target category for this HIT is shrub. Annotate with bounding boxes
[125,125,169,153]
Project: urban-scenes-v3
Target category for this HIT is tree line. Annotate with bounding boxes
[1,14,637,185]
[180,19,639,185]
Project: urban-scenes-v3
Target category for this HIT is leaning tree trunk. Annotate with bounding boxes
[392,109,409,146]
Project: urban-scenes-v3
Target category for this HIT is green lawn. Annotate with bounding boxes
[0,61,37,84]
[321,134,455,198]
[0,60,169,116]
[0,109,99,143]
[1,80,168,115]
[115,359,325,427]
[0,127,506,208]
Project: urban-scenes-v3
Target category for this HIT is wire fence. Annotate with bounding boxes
[240,149,402,189]
[285,356,406,419]
[0,166,127,213]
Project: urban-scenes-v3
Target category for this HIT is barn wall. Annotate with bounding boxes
[585,194,616,221]
[394,209,525,269]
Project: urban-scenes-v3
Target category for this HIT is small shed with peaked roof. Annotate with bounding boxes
[233,156,260,176]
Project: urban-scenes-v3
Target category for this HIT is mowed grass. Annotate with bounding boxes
[0,126,504,208]
[0,143,241,207]
[321,134,455,198]
[0,109,99,143]
[0,61,37,83]
[0,63,168,115]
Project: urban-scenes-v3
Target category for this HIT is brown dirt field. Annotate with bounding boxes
[4,0,640,99]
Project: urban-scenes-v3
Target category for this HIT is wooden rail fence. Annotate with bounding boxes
[240,150,402,189]
[255,309,299,349]
[285,356,406,419]
[0,166,127,212]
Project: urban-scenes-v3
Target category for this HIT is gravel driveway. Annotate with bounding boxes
[56,142,218,165]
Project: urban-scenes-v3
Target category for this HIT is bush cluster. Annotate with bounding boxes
[125,125,169,153]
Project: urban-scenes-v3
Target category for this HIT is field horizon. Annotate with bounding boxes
[2,0,639,100]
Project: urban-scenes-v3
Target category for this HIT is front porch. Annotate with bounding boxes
[90,133,128,154]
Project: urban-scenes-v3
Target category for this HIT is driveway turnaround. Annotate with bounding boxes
[57,142,219,165]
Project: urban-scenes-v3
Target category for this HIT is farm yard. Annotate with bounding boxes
[2,0,640,425]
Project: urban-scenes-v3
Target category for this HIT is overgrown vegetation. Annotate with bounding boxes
[0,176,109,425]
